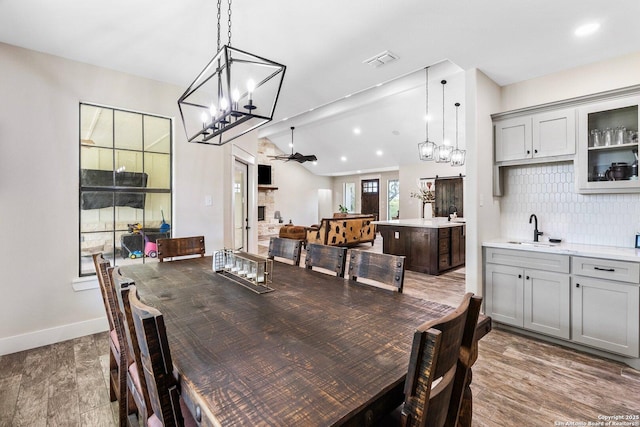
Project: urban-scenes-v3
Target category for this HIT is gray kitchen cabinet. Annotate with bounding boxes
[575,93,640,194]
[484,248,571,339]
[494,108,575,164]
[571,256,640,357]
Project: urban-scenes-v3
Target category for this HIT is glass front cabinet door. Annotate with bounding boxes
[576,94,640,193]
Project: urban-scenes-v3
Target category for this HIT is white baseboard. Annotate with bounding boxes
[0,316,109,356]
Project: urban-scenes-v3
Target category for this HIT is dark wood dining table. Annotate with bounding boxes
[121,256,490,426]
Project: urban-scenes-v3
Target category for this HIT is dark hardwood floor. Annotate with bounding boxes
[2,235,638,426]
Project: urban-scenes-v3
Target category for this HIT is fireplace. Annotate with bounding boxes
[258,206,265,221]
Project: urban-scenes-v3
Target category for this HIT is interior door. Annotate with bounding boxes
[361,179,379,220]
[234,160,248,251]
[434,177,463,217]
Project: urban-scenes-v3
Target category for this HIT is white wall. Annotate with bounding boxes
[332,171,400,220]
[464,69,503,295]
[0,42,227,354]
[272,161,332,226]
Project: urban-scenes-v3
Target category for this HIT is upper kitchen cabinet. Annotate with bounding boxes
[576,93,640,193]
[494,108,576,165]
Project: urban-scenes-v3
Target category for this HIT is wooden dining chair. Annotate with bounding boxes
[267,236,303,266]
[304,243,348,277]
[386,293,482,427]
[111,268,153,426]
[347,250,406,292]
[92,253,129,427]
[156,236,205,262]
[127,284,198,427]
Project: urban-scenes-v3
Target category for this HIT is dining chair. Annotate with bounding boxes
[267,236,303,266]
[156,236,205,262]
[304,243,348,277]
[347,250,406,292]
[382,292,482,427]
[92,253,129,427]
[111,268,153,426]
[127,284,198,427]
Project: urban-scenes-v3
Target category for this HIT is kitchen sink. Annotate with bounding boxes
[507,240,558,247]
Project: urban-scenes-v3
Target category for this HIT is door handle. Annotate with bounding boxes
[594,267,615,272]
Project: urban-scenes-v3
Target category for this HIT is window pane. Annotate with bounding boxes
[144,152,171,189]
[145,193,172,229]
[80,231,114,274]
[80,105,113,148]
[115,149,143,175]
[80,201,114,233]
[144,115,171,153]
[388,179,399,219]
[115,195,146,229]
[344,182,355,212]
[81,146,113,173]
[115,110,143,151]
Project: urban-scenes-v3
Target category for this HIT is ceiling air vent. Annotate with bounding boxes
[363,50,398,68]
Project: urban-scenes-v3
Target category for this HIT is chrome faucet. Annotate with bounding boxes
[529,214,543,242]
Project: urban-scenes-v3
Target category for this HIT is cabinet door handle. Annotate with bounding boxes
[594,267,615,272]
[526,150,531,154]
[576,283,580,288]
[526,275,530,280]
[518,274,522,279]
[534,149,538,154]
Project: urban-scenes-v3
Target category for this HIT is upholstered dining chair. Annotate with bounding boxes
[378,293,482,427]
[156,236,205,262]
[267,236,303,266]
[92,253,129,427]
[347,250,406,292]
[304,243,348,277]
[111,268,152,426]
[127,284,198,427]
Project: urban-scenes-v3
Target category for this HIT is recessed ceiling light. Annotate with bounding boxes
[353,128,361,135]
[575,22,600,37]
[312,161,318,165]
[341,156,347,162]
[376,150,383,156]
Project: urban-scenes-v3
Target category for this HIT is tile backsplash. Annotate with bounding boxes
[500,162,640,248]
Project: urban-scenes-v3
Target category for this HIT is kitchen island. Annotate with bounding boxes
[374,218,466,275]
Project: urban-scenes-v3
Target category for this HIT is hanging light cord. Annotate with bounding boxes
[227,0,232,46]
[425,67,429,141]
[455,102,460,149]
[441,80,446,144]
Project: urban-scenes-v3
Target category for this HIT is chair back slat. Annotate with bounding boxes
[401,293,482,427]
[112,268,153,419]
[267,237,302,266]
[347,250,405,292]
[157,236,205,262]
[128,285,185,427]
[304,243,347,277]
[92,253,128,427]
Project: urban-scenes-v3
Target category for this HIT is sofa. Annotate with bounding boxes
[306,215,376,247]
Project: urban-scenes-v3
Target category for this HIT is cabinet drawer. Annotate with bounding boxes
[485,247,570,273]
[439,239,449,254]
[439,228,450,238]
[439,254,450,269]
[572,256,640,284]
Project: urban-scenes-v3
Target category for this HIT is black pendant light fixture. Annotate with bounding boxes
[417,67,436,161]
[435,80,452,163]
[177,0,286,146]
[450,102,466,166]
[269,127,318,163]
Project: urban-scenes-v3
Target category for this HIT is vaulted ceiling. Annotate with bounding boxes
[1,0,638,175]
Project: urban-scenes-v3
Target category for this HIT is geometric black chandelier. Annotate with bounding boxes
[177,0,286,146]
[450,102,466,166]
[434,79,453,163]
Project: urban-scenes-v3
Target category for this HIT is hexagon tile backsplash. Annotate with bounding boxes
[500,162,640,248]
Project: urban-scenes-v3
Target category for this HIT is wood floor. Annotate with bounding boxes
[2,236,639,426]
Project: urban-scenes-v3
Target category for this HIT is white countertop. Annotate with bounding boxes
[483,238,640,263]
[373,217,466,229]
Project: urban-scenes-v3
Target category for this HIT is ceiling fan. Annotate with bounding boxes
[269,126,318,163]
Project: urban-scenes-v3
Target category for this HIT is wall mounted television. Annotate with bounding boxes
[258,164,272,185]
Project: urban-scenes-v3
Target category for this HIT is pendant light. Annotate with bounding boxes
[435,80,452,163]
[417,67,436,161]
[450,102,466,166]
[177,0,286,146]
